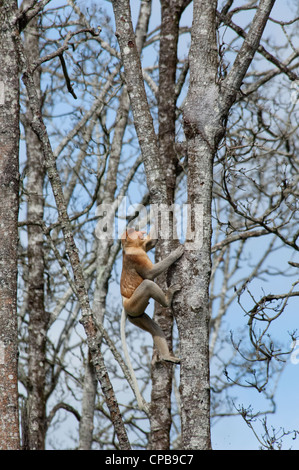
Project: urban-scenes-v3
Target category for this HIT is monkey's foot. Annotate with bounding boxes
[161,355,181,365]
[169,284,181,294]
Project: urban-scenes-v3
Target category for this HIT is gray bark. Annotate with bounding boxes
[0,0,20,450]
[78,352,97,450]
[178,0,220,450]
[150,0,190,450]
[23,8,48,450]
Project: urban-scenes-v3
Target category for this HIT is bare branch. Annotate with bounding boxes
[211,228,268,253]
[220,0,276,113]
[217,9,299,83]
[47,402,81,426]
[17,0,52,31]
[111,0,167,202]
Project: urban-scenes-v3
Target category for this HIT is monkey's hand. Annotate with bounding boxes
[172,244,184,261]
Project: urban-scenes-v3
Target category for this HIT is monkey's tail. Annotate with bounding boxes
[120,308,149,414]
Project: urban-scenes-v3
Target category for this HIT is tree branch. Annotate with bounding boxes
[211,228,269,253]
[217,9,299,82]
[47,402,81,427]
[111,0,167,203]
[220,0,276,113]
[17,0,52,31]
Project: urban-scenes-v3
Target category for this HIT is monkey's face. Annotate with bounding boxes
[121,228,148,250]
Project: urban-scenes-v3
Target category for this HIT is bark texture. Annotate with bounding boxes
[112,0,174,449]
[179,0,220,450]
[150,0,189,450]
[23,9,48,450]
[0,0,20,450]
[78,352,97,450]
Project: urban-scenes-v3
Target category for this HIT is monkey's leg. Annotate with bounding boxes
[123,280,180,315]
[127,312,180,364]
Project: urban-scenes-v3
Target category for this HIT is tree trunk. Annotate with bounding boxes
[0,0,20,450]
[175,136,215,450]
[150,0,187,450]
[78,352,97,450]
[177,0,276,449]
[23,10,48,450]
[177,0,220,450]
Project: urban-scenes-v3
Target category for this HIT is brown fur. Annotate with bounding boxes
[120,228,184,364]
[120,229,153,299]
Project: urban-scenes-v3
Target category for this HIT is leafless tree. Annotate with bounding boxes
[0,0,298,451]
[0,0,21,450]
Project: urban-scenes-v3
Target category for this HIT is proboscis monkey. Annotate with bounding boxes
[120,227,184,365]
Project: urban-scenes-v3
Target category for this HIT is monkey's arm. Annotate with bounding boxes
[144,226,158,252]
[136,245,184,280]
[144,236,157,252]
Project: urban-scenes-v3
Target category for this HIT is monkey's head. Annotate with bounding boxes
[121,228,148,251]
